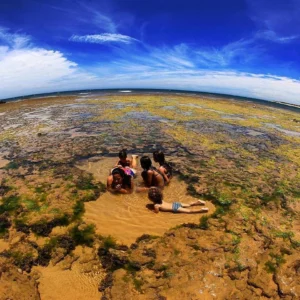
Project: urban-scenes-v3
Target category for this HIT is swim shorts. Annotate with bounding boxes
[172,202,182,212]
[123,167,136,177]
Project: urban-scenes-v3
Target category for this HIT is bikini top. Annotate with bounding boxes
[149,166,164,185]
[161,162,173,178]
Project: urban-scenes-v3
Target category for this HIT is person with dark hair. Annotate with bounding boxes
[136,156,164,192]
[107,167,134,194]
[153,150,173,184]
[115,149,138,177]
[116,149,136,168]
[148,187,208,214]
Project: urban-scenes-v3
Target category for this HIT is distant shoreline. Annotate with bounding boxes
[1,88,300,112]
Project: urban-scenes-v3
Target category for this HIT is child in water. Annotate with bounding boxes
[148,187,209,213]
[116,149,137,168]
[107,167,134,194]
[153,150,173,184]
[115,149,138,177]
[136,156,165,192]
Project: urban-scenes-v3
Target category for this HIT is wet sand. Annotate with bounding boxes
[78,157,214,245]
[0,157,9,169]
[34,247,104,300]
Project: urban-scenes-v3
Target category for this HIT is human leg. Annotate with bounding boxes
[131,155,139,168]
[181,199,206,208]
[177,207,209,213]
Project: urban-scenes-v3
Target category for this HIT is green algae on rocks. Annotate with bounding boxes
[0,92,299,299]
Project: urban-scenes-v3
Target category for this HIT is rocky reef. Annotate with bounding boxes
[0,92,299,299]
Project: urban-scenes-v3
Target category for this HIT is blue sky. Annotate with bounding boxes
[0,0,300,104]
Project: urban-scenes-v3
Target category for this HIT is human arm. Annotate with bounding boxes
[116,176,134,194]
[128,158,133,168]
[154,204,160,213]
[159,166,170,184]
[107,175,130,194]
[114,160,122,167]
[107,175,115,193]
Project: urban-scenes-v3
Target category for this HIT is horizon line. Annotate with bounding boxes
[1,88,300,111]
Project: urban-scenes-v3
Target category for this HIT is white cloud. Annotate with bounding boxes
[0,27,31,49]
[76,2,118,33]
[87,64,300,105]
[255,30,299,43]
[0,47,100,99]
[69,33,137,44]
[246,0,300,40]
[1,28,300,106]
[49,2,118,33]
[0,29,99,99]
[194,38,263,67]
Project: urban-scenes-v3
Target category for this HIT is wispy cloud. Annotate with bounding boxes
[255,30,299,43]
[77,2,118,33]
[101,38,260,71]
[69,33,137,44]
[49,1,118,33]
[0,27,31,49]
[246,0,300,41]
[194,38,259,67]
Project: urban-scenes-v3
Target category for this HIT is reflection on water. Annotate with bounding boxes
[77,157,214,245]
[265,123,300,137]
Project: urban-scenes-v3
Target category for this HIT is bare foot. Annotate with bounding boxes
[201,207,209,212]
[191,199,206,206]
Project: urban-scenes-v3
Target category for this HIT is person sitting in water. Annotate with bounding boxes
[114,149,138,177]
[136,156,164,192]
[153,150,173,184]
[107,167,134,194]
[148,187,209,213]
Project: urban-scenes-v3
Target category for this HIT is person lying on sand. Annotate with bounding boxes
[148,187,209,213]
[114,149,138,177]
[107,167,134,194]
[153,150,173,184]
[136,156,164,192]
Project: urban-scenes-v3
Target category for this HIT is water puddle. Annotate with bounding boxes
[265,123,300,137]
[245,129,265,136]
[221,115,244,120]
[3,124,23,130]
[123,111,167,122]
[64,128,99,138]
[179,103,204,109]
[77,157,214,245]
[33,248,103,300]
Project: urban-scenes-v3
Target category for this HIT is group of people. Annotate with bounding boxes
[106,149,209,214]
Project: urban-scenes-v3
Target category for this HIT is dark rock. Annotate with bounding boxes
[142,248,156,259]
[0,213,11,232]
[99,273,113,292]
[115,245,129,251]
[57,235,76,252]
[100,251,129,271]
[36,245,52,266]
[130,243,138,250]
